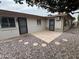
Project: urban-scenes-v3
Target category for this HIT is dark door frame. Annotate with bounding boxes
[18,17,28,34]
[49,19,55,31]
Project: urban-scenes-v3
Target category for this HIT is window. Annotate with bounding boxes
[1,17,15,28]
[37,19,41,25]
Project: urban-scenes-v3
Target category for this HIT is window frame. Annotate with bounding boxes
[37,19,41,25]
[1,17,16,28]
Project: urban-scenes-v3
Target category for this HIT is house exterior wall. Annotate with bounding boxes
[46,19,49,30]
[46,17,64,32]
[0,17,20,40]
[55,17,64,32]
[0,15,46,40]
[27,17,46,33]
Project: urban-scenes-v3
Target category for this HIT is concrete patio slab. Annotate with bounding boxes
[31,31,62,43]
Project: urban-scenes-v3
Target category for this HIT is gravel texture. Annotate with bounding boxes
[0,27,79,59]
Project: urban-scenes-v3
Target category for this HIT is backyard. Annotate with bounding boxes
[0,27,79,59]
[0,0,79,59]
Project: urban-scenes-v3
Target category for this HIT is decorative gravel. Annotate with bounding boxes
[0,27,79,59]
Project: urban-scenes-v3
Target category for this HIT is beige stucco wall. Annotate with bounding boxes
[27,17,46,33]
[0,18,20,40]
[55,17,64,32]
[46,19,49,30]
[0,15,72,40]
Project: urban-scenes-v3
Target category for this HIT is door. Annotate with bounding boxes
[49,19,55,31]
[18,17,28,34]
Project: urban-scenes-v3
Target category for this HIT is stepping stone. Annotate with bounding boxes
[24,42,29,45]
[55,41,60,45]
[19,40,23,42]
[33,43,38,46]
[42,43,47,47]
[62,39,68,42]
